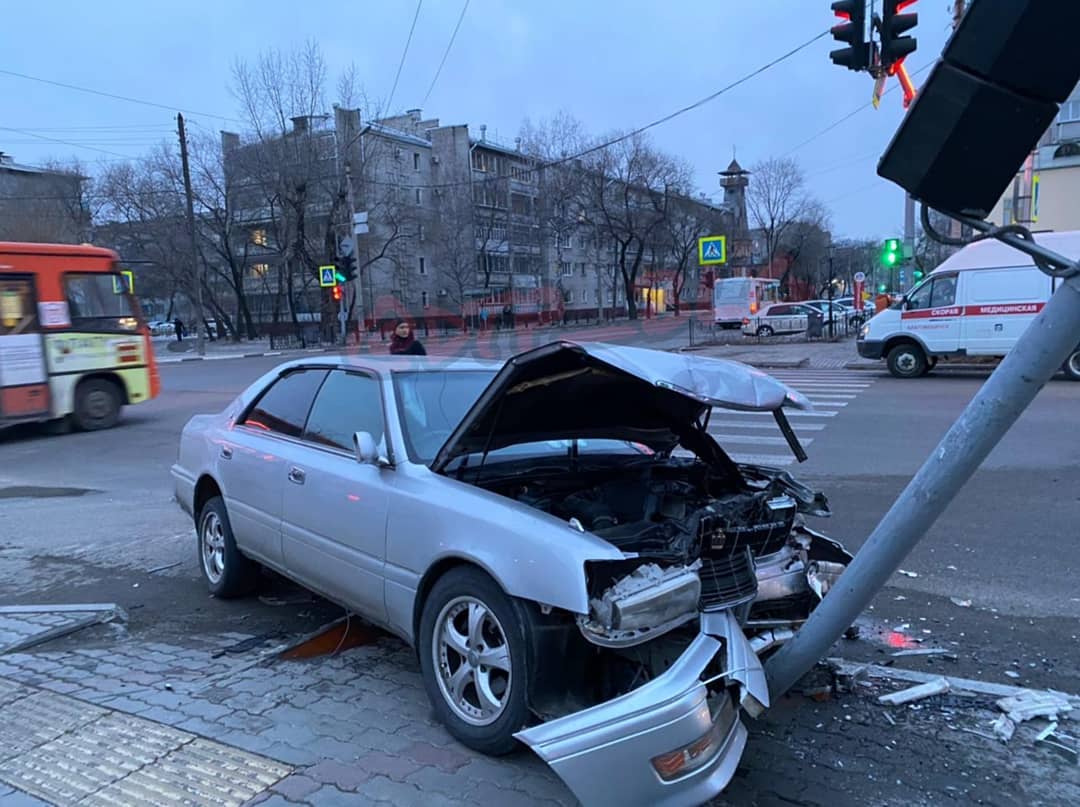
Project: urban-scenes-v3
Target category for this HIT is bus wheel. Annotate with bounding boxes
[74,379,122,431]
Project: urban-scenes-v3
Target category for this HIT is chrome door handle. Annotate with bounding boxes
[220,446,233,460]
[287,467,306,485]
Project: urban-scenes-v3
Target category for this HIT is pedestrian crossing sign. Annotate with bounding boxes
[698,236,727,266]
[319,265,337,287]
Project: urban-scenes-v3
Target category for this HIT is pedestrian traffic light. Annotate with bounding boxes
[880,1,918,73]
[338,254,358,284]
[830,1,870,72]
[331,285,343,302]
[913,268,924,281]
[881,238,902,267]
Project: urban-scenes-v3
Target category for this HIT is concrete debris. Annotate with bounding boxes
[897,569,919,578]
[949,597,972,608]
[992,714,1016,743]
[997,690,1074,723]
[1005,671,1021,679]
[878,677,950,706]
[1033,722,1079,762]
[891,648,957,659]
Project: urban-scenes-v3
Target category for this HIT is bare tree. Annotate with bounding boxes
[583,132,685,319]
[746,157,820,279]
[779,201,832,297]
[430,185,476,328]
[665,195,724,315]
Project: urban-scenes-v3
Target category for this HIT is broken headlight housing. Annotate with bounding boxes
[580,562,701,647]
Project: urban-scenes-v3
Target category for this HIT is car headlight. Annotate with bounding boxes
[859,324,870,340]
[591,563,701,631]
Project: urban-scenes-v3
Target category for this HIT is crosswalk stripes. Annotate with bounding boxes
[708,369,877,467]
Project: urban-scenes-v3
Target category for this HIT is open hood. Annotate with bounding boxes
[430,342,811,473]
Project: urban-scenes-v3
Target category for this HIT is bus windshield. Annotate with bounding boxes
[716,279,750,300]
[66,273,140,331]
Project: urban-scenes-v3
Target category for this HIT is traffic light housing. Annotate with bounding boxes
[830,1,870,72]
[880,1,918,73]
[881,238,902,267]
[338,254,358,284]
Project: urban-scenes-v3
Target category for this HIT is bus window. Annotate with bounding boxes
[760,282,780,304]
[65,273,139,331]
[0,279,37,335]
[716,279,750,300]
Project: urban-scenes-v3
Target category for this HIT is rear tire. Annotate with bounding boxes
[756,325,774,337]
[886,343,928,379]
[73,378,122,431]
[198,496,257,598]
[1064,349,1080,381]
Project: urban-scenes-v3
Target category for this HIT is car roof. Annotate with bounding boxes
[271,353,503,377]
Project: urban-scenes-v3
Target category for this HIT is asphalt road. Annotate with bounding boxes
[1,346,1078,694]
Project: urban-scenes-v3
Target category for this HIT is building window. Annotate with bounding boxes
[576,236,587,250]
[1060,99,1080,123]
[250,263,269,278]
[413,152,421,171]
[419,256,427,275]
[418,224,425,242]
[564,289,574,303]
[251,229,268,246]
[561,262,573,276]
[421,291,429,308]
[415,188,422,205]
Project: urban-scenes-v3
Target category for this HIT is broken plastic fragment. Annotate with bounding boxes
[897,569,918,578]
[949,597,972,608]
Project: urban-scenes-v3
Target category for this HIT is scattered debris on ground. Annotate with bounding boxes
[878,677,951,705]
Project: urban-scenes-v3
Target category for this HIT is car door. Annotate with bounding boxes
[900,275,961,354]
[789,304,812,334]
[280,369,392,621]
[222,368,328,567]
[961,267,1051,355]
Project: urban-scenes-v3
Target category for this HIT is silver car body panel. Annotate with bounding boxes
[515,632,748,807]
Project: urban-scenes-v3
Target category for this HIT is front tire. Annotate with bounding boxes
[198,496,257,598]
[1063,349,1080,381]
[418,567,529,755]
[756,325,774,337]
[73,378,122,430]
[887,343,928,379]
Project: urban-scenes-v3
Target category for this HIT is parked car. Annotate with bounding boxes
[834,296,876,319]
[859,231,1080,379]
[148,320,176,337]
[171,343,851,806]
[741,302,817,337]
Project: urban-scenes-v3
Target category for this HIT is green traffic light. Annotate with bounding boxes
[883,252,899,267]
[335,271,346,283]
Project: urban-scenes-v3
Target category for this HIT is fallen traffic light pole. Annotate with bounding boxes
[765,211,1080,698]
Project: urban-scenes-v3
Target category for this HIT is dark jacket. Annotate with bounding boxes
[390,335,426,355]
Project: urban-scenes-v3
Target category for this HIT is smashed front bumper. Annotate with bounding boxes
[516,611,766,807]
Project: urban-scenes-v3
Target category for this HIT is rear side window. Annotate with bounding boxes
[770,305,791,316]
[967,268,1048,303]
[303,371,385,451]
[242,369,328,437]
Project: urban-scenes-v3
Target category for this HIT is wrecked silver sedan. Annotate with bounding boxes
[171,342,850,806]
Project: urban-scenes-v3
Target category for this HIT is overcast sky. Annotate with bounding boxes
[2,1,954,240]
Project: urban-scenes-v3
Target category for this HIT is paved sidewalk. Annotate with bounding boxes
[687,337,864,369]
[0,612,1076,807]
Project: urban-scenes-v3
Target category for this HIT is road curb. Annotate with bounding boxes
[157,346,367,365]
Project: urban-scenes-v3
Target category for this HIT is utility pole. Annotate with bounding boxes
[177,113,205,357]
[949,1,966,241]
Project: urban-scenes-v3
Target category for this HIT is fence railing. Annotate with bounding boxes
[688,312,861,348]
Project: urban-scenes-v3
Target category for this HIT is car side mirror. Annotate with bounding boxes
[353,431,380,465]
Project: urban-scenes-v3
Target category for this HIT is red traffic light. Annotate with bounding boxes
[332,286,343,302]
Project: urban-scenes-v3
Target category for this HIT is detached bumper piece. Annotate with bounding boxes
[517,615,766,807]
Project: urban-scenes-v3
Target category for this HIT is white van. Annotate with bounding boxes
[858,230,1080,379]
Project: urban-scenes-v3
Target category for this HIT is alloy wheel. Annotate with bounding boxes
[433,596,512,726]
[200,511,226,584]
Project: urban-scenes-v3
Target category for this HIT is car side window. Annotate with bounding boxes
[242,369,328,438]
[770,305,791,316]
[303,370,385,452]
[906,281,934,311]
[930,275,957,308]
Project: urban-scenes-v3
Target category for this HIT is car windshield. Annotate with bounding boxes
[393,369,649,466]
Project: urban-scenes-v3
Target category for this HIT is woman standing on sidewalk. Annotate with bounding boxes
[389,319,426,356]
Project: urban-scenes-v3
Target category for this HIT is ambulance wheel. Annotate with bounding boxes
[1064,349,1080,381]
[73,378,122,430]
[887,343,927,379]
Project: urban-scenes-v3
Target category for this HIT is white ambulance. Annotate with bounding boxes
[857,230,1080,379]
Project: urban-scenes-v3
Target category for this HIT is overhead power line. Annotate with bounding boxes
[386,0,424,115]
[0,67,241,123]
[0,126,133,159]
[422,0,470,108]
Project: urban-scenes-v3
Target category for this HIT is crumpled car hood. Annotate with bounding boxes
[431,341,810,472]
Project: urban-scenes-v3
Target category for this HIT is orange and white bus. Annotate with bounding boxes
[0,242,160,431]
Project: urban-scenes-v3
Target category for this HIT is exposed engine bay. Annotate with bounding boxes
[475,455,847,653]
